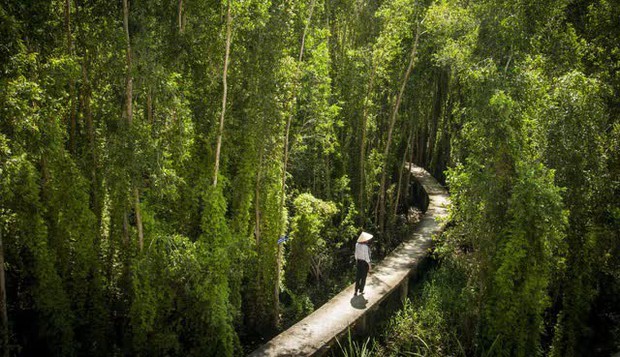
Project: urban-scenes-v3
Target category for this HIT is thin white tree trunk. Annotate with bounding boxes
[178,0,184,33]
[376,24,420,230]
[213,0,232,187]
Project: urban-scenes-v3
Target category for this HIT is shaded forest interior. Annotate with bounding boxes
[0,0,619,356]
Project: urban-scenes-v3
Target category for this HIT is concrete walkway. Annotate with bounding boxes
[249,164,449,356]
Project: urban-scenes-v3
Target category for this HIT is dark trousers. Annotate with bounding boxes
[355,259,369,293]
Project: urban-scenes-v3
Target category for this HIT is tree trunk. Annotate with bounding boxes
[430,73,452,179]
[255,153,262,247]
[213,0,232,187]
[297,0,316,63]
[359,61,378,225]
[122,0,144,250]
[178,0,184,34]
[394,126,414,216]
[275,0,316,323]
[65,0,77,154]
[376,23,420,231]
[0,226,8,357]
[404,135,416,222]
[134,187,144,251]
[427,70,446,165]
[81,60,102,243]
[123,0,133,125]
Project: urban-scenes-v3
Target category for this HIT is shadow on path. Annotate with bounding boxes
[350,295,368,309]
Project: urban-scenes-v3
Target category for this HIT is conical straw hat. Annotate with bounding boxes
[357,232,374,243]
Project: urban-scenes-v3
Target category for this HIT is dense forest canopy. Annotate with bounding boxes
[0,0,618,356]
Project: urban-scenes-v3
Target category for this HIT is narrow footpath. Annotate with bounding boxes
[249,164,450,356]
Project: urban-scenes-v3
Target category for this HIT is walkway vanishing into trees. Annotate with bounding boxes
[249,164,449,356]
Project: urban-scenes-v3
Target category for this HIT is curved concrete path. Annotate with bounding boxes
[249,164,449,356]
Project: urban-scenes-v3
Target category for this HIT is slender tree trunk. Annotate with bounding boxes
[123,0,144,250]
[123,0,133,125]
[274,241,282,326]
[418,125,426,165]
[65,0,77,154]
[275,0,316,323]
[394,126,414,216]
[255,151,263,247]
[430,73,452,178]
[0,226,8,357]
[359,61,378,225]
[376,23,420,231]
[427,71,446,165]
[213,0,232,187]
[404,140,415,222]
[297,0,316,63]
[178,0,184,33]
[134,187,143,251]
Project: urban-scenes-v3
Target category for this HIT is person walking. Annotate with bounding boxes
[354,232,373,296]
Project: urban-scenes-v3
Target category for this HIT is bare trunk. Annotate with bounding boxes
[394,127,414,216]
[404,135,416,221]
[123,0,133,125]
[213,0,232,187]
[430,73,452,177]
[298,0,316,63]
[178,0,184,33]
[255,152,263,247]
[134,187,143,251]
[0,226,8,357]
[376,24,420,231]
[427,71,446,165]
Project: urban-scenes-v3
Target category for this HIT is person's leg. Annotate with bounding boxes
[359,261,369,293]
[355,260,363,293]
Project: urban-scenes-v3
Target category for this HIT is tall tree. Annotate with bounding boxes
[213,0,232,187]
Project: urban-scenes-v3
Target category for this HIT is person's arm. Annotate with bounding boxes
[366,245,371,271]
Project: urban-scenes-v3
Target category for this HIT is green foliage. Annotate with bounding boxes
[375,262,473,357]
[286,193,338,292]
[1,0,619,355]
[336,329,377,357]
[130,232,238,356]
